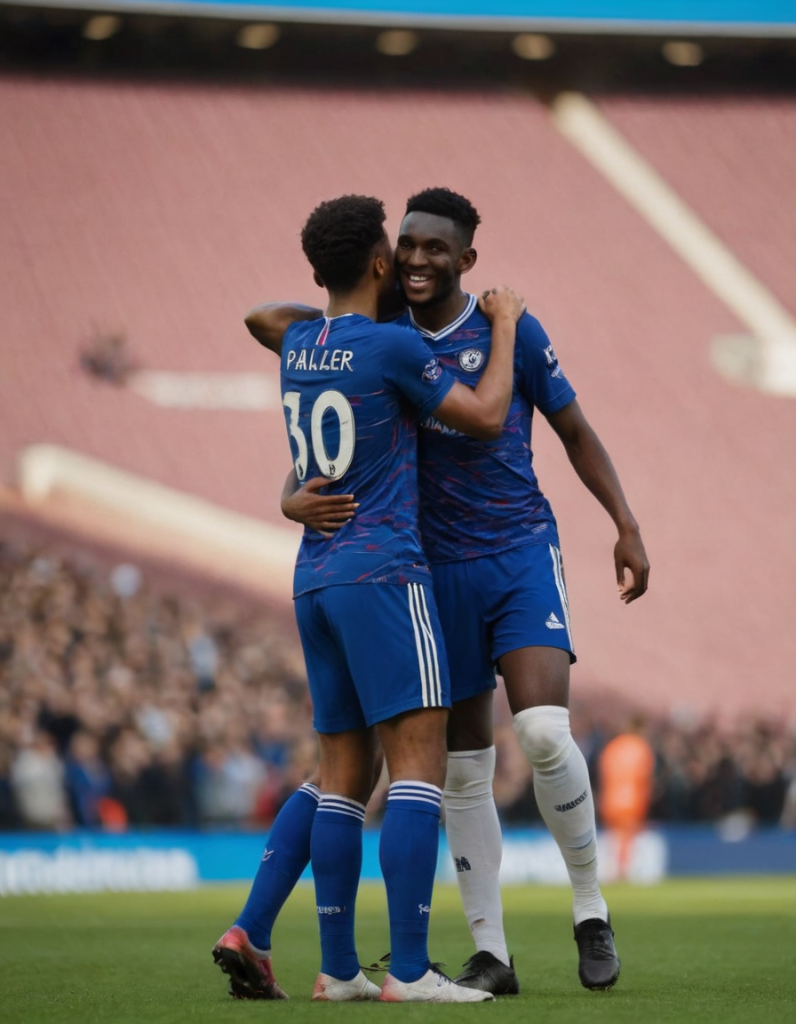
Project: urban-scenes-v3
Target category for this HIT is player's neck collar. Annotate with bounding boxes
[408,293,477,341]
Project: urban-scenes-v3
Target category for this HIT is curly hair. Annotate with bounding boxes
[300,195,387,292]
[404,187,481,245]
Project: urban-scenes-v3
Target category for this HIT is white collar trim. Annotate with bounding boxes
[409,293,477,340]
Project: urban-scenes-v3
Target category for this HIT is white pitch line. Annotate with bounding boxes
[550,91,796,397]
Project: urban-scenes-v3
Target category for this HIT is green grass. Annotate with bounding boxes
[1,878,795,1023]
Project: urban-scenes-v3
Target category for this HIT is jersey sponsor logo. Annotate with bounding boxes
[458,347,484,372]
[419,414,464,437]
[554,790,588,812]
[454,856,471,873]
[545,612,566,630]
[422,357,443,382]
[285,348,354,373]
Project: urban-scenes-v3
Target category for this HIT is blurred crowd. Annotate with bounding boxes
[0,536,315,833]
[494,702,796,835]
[1,535,794,834]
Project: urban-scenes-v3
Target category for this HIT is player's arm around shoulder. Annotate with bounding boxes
[433,286,524,440]
[281,469,358,538]
[245,302,323,356]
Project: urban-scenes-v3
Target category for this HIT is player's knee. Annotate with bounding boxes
[513,705,572,769]
[443,747,496,808]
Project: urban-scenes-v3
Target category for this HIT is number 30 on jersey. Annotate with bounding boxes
[283,390,356,482]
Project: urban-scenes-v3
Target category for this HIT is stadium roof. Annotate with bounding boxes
[10,0,796,37]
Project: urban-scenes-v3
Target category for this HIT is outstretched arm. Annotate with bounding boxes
[433,286,524,440]
[546,399,650,603]
[246,303,323,356]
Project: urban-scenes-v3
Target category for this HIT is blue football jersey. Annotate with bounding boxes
[281,314,455,596]
[397,294,576,563]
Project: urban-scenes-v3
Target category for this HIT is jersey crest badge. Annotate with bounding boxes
[458,348,484,372]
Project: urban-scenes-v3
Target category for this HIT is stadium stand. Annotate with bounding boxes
[1,6,795,834]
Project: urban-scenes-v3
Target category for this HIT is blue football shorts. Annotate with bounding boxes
[430,542,576,703]
[294,581,451,734]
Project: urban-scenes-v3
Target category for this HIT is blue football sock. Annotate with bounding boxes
[312,794,365,981]
[235,783,320,951]
[379,781,442,983]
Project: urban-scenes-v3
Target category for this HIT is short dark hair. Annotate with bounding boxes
[404,187,481,245]
[301,195,387,292]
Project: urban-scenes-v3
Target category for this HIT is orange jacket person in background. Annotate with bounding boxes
[598,718,655,879]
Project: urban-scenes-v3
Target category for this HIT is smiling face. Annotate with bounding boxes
[395,211,477,314]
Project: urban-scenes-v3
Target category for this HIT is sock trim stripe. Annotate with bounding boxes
[299,783,322,803]
[317,796,366,822]
[388,782,442,797]
[387,794,442,811]
[387,783,442,810]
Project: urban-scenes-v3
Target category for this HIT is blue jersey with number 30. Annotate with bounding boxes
[281,314,455,596]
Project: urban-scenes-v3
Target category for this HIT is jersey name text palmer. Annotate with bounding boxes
[285,349,354,373]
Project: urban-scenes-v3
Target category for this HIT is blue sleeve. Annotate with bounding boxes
[515,313,576,414]
[382,323,456,418]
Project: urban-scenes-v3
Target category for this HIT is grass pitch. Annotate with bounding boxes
[1,878,794,1024]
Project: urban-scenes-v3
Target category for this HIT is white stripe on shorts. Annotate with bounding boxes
[407,582,443,708]
[549,544,574,651]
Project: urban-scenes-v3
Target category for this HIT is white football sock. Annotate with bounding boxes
[513,706,607,925]
[443,747,510,966]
